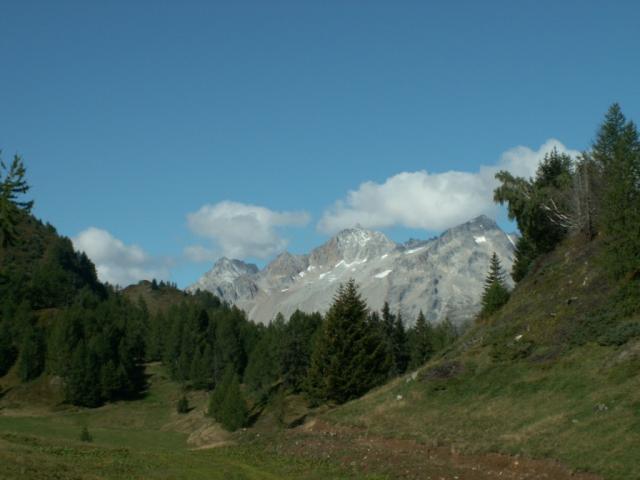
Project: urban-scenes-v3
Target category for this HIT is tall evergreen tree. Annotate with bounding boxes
[590,104,640,277]
[409,310,434,369]
[218,372,249,431]
[17,324,45,382]
[494,148,574,281]
[306,280,390,405]
[432,317,459,351]
[391,313,409,375]
[0,154,33,246]
[281,310,322,391]
[208,365,234,419]
[0,319,17,376]
[480,253,510,318]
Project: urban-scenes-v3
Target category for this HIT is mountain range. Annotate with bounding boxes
[187,215,516,325]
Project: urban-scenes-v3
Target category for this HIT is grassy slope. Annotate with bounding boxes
[122,281,190,315]
[3,236,639,479]
[0,364,382,480]
[324,236,640,480]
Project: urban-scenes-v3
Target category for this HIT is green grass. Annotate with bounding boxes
[0,364,382,480]
[324,236,640,480]
[0,431,380,480]
[3,236,640,479]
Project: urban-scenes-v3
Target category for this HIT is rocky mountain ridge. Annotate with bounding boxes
[188,215,515,325]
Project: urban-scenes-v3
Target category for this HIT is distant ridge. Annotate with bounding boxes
[188,215,515,325]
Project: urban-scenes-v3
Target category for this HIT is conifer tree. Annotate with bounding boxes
[0,154,33,246]
[432,317,459,351]
[243,328,281,396]
[208,365,234,418]
[494,148,574,281]
[281,310,322,391]
[218,372,248,431]
[17,325,45,382]
[391,313,409,375]
[480,253,510,318]
[409,310,434,369]
[80,426,93,442]
[176,394,189,414]
[590,104,640,277]
[306,280,390,405]
[0,319,17,376]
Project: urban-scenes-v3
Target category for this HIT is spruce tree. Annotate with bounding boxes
[0,319,17,376]
[306,280,390,405]
[591,104,640,277]
[0,154,33,246]
[432,317,459,351]
[79,426,93,442]
[176,394,189,414]
[480,253,510,318]
[18,325,45,382]
[409,310,434,369]
[218,373,248,431]
[391,313,409,375]
[281,310,322,391]
[208,365,234,418]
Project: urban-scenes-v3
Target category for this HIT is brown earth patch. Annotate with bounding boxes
[273,419,602,480]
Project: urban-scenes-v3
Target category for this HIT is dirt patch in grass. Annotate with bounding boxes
[162,394,232,449]
[274,419,602,480]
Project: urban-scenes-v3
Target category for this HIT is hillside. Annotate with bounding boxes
[0,211,104,310]
[316,236,640,479]
[122,280,191,315]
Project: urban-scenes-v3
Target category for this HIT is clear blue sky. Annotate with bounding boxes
[2,1,639,287]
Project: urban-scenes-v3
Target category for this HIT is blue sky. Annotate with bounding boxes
[1,1,639,287]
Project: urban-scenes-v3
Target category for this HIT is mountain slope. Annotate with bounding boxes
[189,215,515,325]
[321,235,640,480]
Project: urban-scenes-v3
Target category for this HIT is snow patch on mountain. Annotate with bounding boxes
[188,215,515,326]
[375,269,393,279]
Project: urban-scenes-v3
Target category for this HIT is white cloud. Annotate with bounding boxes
[72,227,170,286]
[186,201,310,260]
[318,139,580,234]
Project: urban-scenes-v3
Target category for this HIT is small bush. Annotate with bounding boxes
[79,426,92,442]
[176,394,189,414]
[598,321,640,346]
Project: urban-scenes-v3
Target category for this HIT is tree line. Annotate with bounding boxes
[494,103,640,282]
[4,101,637,431]
[157,282,461,429]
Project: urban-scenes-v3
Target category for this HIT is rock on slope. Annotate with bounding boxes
[188,215,515,325]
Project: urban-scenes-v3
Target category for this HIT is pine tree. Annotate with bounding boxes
[99,360,122,401]
[65,341,102,407]
[480,253,510,318]
[432,317,459,351]
[208,365,234,418]
[218,373,248,431]
[79,426,93,442]
[409,310,433,369]
[590,104,640,277]
[391,313,409,375]
[0,319,17,376]
[243,329,280,396]
[18,325,45,382]
[494,148,574,281]
[281,310,322,391]
[0,154,33,246]
[306,280,390,405]
[176,394,189,414]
